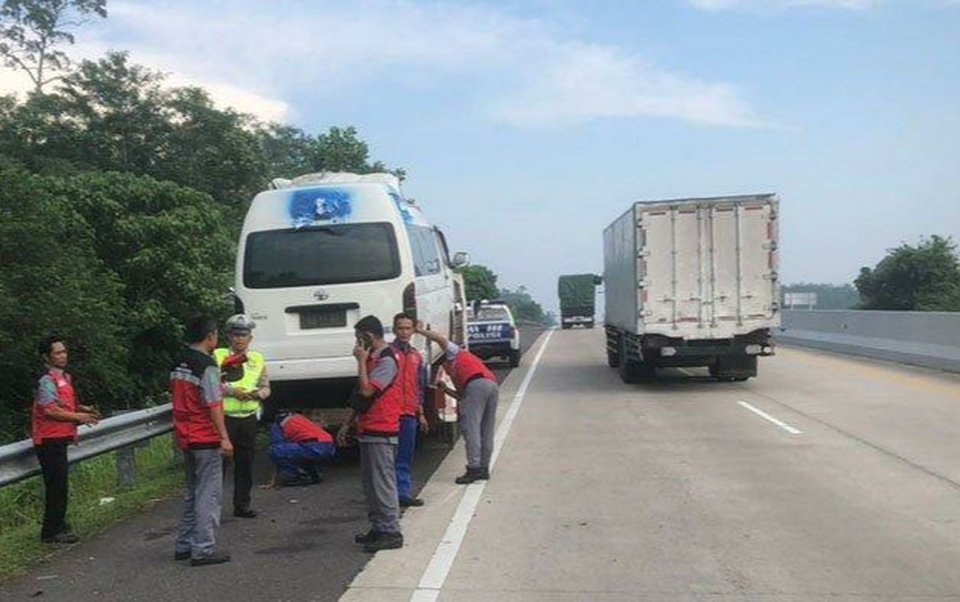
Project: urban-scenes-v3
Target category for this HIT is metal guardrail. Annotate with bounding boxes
[0,404,173,488]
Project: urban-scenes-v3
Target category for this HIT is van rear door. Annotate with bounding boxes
[240,222,405,368]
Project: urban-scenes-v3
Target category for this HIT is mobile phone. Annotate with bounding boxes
[357,333,373,350]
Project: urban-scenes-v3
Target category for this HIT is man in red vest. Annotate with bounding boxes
[337,315,404,553]
[417,323,499,484]
[171,316,233,566]
[390,313,428,508]
[32,336,100,544]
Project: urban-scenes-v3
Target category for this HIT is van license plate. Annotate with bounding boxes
[300,309,346,329]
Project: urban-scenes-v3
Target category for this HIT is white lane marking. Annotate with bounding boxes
[411,329,556,602]
[738,401,802,435]
[677,368,694,376]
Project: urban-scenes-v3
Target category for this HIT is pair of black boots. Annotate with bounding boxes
[455,466,490,484]
[354,529,404,553]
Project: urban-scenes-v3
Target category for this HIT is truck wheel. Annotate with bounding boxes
[509,349,521,368]
[618,338,654,383]
[607,350,620,368]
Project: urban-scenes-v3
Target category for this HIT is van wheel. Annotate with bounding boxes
[509,350,521,368]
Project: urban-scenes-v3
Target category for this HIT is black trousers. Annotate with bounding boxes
[225,415,258,511]
[35,438,71,540]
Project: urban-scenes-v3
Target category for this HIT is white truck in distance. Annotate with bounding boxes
[603,194,780,382]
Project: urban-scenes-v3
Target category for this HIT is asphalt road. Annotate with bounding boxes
[0,327,547,602]
[344,328,960,601]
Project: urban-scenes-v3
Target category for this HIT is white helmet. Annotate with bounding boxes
[225,314,256,334]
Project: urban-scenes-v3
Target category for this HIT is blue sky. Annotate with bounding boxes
[2,0,957,311]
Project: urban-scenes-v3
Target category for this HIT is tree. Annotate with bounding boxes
[0,165,126,442]
[461,264,498,301]
[499,286,550,325]
[855,235,960,311]
[0,0,106,94]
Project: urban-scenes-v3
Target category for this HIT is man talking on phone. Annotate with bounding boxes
[338,315,404,552]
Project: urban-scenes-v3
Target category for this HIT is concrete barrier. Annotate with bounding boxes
[777,310,960,373]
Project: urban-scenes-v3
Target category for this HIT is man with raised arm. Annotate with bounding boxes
[416,323,499,484]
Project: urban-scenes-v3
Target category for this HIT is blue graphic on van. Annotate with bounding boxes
[389,190,414,224]
[289,188,353,228]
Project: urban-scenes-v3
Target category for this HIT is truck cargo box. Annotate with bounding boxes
[604,194,780,339]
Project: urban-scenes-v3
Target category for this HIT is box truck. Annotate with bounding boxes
[603,194,780,382]
[557,274,602,329]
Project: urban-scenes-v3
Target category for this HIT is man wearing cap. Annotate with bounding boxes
[214,314,271,519]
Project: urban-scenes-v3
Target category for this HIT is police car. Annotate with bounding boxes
[467,301,521,368]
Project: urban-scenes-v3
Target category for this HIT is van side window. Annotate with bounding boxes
[406,224,441,276]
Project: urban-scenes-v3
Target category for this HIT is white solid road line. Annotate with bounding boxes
[410,329,556,602]
[738,400,803,435]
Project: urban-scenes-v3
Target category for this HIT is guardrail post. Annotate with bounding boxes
[116,446,137,488]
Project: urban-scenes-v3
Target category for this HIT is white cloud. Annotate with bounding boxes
[688,0,878,9]
[3,0,766,128]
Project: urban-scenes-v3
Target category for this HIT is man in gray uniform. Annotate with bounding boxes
[337,315,404,552]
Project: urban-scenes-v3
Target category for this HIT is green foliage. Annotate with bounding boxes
[499,286,550,325]
[0,166,233,442]
[781,283,861,310]
[461,264,499,301]
[0,165,126,440]
[0,0,106,93]
[0,49,401,443]
[855,235,960,311]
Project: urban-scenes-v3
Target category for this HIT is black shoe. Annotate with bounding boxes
[307,467,324,484]
[279,475,312,487]
[455,467,485,485]
[174,550,191,561]
[234,507,258,519]
[42,532,79,544]
[399,496,425,508]
[354,529,381,544]
[478,467,490,480]
[190,553,231,566]
[363,531,403,553]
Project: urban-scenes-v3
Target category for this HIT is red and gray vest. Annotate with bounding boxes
[390,342,423,417]
[32,369,78,445]
[357,347,402,437]
[445,349,496,392]
[282,414,333,443]
[170,347,222,450]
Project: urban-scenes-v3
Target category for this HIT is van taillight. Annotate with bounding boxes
[403,283,417,318]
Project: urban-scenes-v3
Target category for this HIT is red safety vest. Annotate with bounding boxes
[171,347,223,450]
[282,414,333,443]
[390,342,423,417]
[445,348,496,392]
[32,369,78,445]
[357,347,402,436]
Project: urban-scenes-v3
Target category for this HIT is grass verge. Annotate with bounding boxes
[0,434,182,582]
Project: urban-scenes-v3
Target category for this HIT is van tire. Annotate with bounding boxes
[509,350,521,368]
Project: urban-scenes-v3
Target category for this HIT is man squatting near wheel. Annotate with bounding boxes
[337,315,404,552]
[416,323,499,484]
[390,313,430,508]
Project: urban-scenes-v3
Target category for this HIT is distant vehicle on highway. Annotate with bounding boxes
[603,194,781,382]
[231,172,469,408]
[558,273,602,329]
[466,301,522,368]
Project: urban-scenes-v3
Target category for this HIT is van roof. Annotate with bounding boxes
[270,172,402,190]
